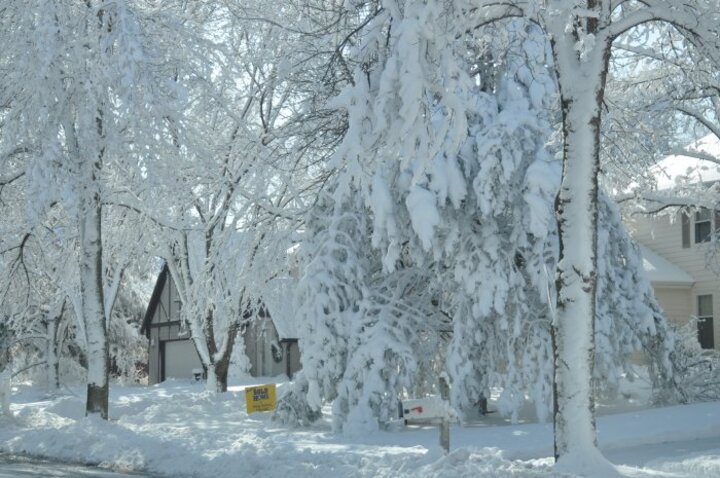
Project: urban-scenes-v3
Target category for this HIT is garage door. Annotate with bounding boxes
[162,340,203,381]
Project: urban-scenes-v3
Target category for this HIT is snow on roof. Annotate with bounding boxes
[639,244,694,286]
[269,306,297,340]
[261,278,298,339]
[652,134,720,190]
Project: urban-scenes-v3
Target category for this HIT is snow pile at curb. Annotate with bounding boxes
[0,383,719,477]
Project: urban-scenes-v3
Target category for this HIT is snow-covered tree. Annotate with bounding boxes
[0,193,148,395]
[277,186,448,434]
[296,0,563,431]
[467,0,720,471]
[0,0,182,418]
[275,0,715,471]
[134,1,327,393]
[603,23,720,219]
[595,194,675,398]
[273,0,559,430]
[288,194,368,430]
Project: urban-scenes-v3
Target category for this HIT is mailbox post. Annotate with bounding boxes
[399,376,453,454]
[439,376,450,454]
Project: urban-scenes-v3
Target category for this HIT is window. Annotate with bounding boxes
[682,212,691,248]
[697,294,714,349]
[695,209,712,243]
[682,209,718,247]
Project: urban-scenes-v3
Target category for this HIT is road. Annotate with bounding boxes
[604,434,720,467]
[0,455,157,478]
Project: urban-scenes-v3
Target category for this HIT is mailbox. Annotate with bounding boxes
[400,396,447,423]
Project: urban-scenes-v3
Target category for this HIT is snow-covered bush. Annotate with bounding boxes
[108,281,149,384]
[595,195,675,399]
[655,320,720,405]
[277,191,449,433]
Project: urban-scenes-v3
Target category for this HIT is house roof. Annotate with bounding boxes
[652,134,720,190]
[140,263,298,340]
[260,279,298,340]
[639,244,694,287]
[140,263,169,336]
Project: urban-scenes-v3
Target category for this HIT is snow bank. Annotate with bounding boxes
[0,382,719,478]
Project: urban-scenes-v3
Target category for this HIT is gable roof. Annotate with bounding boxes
[258,277,298,340]
[140,263,169,336]
[639,244,694,287]
[140,263,298,340]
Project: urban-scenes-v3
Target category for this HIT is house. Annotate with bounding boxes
[141,264,301,384]
[627,134,720,349]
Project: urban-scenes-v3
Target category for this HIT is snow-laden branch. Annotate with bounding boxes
[607,1,720,64]
[663,149,720,169]
[0,171,25,187]
[103,266,125,323]
[616,190,719,213]
[473,1,527,17]
[612,42,688,68]
[102,200,188,232]
[11,361,47,378]
[605,8,663,42]
[674,109,720,144]
[0,145,30,163]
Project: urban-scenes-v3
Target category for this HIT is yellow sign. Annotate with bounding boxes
[245,384,277,414]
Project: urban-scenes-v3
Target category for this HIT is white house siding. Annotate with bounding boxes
[629,212,720,348]
[653,288,692,326]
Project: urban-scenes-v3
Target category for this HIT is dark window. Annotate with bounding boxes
[697,294,714,349]
[695,209,712,243]
[682,212,691,248]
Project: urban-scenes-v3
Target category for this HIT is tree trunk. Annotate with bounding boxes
[213,351,231,393]
[0,348,11,416]
[46,299,66,393]
[46,317,60,393]
[550,38,617,472]
[553,110,600,460]
[0,366,11,416]
[80,199,109,419]
[205,363,229,394]
[199,307,239,393]
[203,323,237,394]
[543,3,610,465]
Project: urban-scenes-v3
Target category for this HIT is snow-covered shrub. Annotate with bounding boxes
[277,192,448,433]
[108,277,149,384]
[334,266,441,434]
[595,195,675,400]
[275,375,323,427]
[655,320,720,405]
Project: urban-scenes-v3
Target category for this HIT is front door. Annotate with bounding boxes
[697,295,715,349]
[698,317,715,349]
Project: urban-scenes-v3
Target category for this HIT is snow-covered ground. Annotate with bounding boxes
[0,377,719,478]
